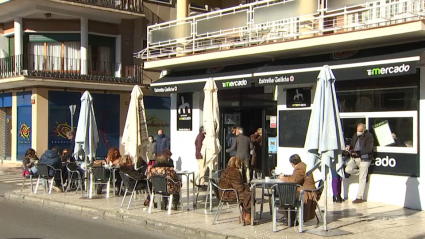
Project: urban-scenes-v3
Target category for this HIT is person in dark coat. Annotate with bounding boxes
[38,146,64,191]
[119,155,151,206]
[218,156,252,224]
[195,126,206,183]
[226,127,253,182]
[155,129,170,155]
[62,130,76,162]
[345,123,374,204]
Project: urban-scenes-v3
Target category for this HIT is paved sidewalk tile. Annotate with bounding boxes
[9,183,425,239]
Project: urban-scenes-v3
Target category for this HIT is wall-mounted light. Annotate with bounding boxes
[44,13,52,18]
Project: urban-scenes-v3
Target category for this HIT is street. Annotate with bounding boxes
[0,182,182,239]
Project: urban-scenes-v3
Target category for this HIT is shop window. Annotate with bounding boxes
[369,117,414,148]
[341,118,366,145]
[337,87,418,112]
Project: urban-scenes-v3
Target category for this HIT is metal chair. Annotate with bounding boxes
[148,175,180,215]
[90,167,111,198]
[271,183,303,232]
[34,164,64,194]
[65,163,85,197]
[20,165,34,192]
[210,178,244,226]
[205,169,225,210]
[120,172,150,210]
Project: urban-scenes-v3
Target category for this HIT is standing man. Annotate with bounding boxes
[195,126,206,183]
[345,123,374,204]
[226,127,253,182]
[155,129,170,156]
[225,127,237,157]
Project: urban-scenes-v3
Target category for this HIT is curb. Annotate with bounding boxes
[5,191,243,239]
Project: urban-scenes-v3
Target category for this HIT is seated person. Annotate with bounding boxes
[162,149,174,168]
[22,148,39,175]
[38,146,64,192]
[147,154,181,210]
[106,147,121,166]
[279,154,318,224]
[61,149,69,163]
[218,156,252,224]
[120,155,151,206]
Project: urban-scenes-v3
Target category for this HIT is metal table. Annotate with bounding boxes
[176,171,195,211]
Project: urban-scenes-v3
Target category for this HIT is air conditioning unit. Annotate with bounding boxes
[22,70,28,76]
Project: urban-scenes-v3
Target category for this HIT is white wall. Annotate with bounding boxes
[170,92,203,179]
[0,34,8,58]
[275,82,424,209]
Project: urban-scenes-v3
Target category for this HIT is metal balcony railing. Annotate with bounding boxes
[136,0,425,60]
[62,0,144,13]
[0,54,151,85]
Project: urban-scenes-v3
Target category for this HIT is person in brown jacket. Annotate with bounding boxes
[195,126,206,184]
[279,154,318,224]
[218,156,252,224]
[250,128,262,179]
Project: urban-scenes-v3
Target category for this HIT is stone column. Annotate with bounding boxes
[80,17,88,75]
[13,17,23,56]
[176,0,188,56]
[31,88,49,154]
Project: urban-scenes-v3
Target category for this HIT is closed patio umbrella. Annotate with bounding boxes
[305,66,345,232]
[74,91,99,198]
[201,79,222,176]
[122,85,149,169]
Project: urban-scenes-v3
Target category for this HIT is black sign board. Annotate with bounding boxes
[368,152,419,177]
[286,88,311,108]
[278,110,311,148]
[176,93,193,131]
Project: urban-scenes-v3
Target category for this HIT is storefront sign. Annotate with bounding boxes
[270,116,277,128]
[369,152,419,177]
[286,88,311,108]
[217,79,251,89]
[268,137,277,154]
[366,63,411,76]
[258,75,295,85]
[153,86,178,93]
[177,93,193,131]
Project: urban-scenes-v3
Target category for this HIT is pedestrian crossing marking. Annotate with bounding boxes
[0,173,34,186]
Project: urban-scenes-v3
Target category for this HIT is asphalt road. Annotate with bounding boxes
[0,183,182,239]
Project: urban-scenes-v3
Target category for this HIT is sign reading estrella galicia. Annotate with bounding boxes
[153,86,178,93]
[366,63,411,76]
[258,75,295,85]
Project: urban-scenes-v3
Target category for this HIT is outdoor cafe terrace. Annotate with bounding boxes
[9,181,425,239]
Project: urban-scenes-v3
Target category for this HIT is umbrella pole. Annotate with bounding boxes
[322,160,328,231]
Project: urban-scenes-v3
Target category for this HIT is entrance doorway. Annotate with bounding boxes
[0,108,12,161]
[218,87,277,177]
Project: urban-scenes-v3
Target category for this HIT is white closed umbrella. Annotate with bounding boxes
[305,66,345,232]
[74,91,99,198]
[122,85,149,169]
[201,79,222,175]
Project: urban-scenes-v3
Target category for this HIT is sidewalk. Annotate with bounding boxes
[5,181,425,239]
[0,161,22,175]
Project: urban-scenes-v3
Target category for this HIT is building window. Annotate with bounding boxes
[29,41,81,72]
[88,45,113,75]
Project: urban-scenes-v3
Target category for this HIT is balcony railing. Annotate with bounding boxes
[63,0,144,13]
[0,54,151,85]
[137,0,425,60]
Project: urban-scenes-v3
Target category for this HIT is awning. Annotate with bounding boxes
[150,62,266,93]
[150,41,424,93]
[254,50,421,86]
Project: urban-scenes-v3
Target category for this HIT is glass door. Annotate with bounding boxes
[262,108,277,176]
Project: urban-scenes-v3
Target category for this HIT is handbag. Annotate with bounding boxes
[23,169,30,177]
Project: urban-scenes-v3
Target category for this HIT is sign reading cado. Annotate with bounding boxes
[369,152,418,177]
[366,64,411,76]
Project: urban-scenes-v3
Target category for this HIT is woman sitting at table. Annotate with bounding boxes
[120,155,152,206]
[279,154,318,224]
[218,156,252,224]
[147,154,181,210]
[161,149,174,167]
[22,148,39,175]
[97,147,123,195]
